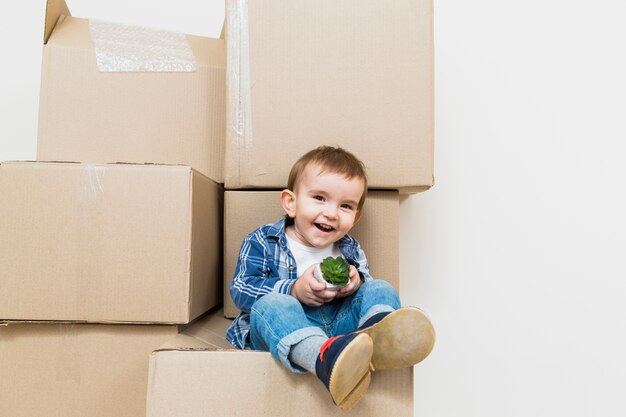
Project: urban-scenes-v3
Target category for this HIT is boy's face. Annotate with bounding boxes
[281,163,364,248]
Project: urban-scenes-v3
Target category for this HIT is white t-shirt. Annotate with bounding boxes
[285,234,343,278]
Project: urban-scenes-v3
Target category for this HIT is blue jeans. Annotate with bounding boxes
[249,279,400,372]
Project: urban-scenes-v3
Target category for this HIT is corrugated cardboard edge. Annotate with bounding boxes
[184,168,195,321]
[188,170,224,322]
[44,0,70,44]
[421,0,435,193]
[223,190,236,318]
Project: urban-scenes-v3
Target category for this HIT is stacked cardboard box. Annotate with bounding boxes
[1,0,434,415]
[0,0,225,416]
[0,323,181,417]
[0,162,222,324]
[37,0,226,183]
[224,0,434,193]
[147,309,414,417]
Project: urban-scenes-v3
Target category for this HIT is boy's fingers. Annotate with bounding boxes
[319,292,335,303]
[309,279,326,292]
[308,295,324,306]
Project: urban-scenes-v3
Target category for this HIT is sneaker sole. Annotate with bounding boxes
[328,333,374,410]
[357,307,435,370]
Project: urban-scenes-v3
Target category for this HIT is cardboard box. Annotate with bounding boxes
[0,161,222,323]
[38,0,226,183]
[146,309,413,417]
[225,0,434,192]
[223,190,399,318]
[0,321,180,417]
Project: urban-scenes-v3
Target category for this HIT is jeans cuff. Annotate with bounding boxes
[277,326,327,373]
[358,304,395,328]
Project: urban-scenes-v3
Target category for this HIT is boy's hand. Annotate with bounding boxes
[335,265,361,298]
[290,264,338,307]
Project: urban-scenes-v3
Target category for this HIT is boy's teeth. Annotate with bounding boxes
[316,223,333,231]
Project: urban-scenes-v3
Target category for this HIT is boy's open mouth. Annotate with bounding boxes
[315,223,335,232]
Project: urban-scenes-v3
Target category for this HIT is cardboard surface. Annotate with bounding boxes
[146,309,413,417]
[38,0,226,182]
[0,322,179,417]
[225,0,434,192]
[223,190,400,318]
[0,161,222,323]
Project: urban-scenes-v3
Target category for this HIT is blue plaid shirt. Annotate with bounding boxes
[226,216,373,349]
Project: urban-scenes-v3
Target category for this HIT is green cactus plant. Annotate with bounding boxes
[319,256,350,286]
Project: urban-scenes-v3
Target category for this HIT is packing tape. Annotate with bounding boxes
[226,0,253,177]
[76,164,106,319]
[88,19,197,72]
[82,163,106,198]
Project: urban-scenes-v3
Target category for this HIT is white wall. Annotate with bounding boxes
[403,1,626,416]
[2,1,625,416]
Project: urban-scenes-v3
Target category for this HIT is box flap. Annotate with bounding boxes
[156,333,216,350]
[155,309,234,351]
[219,20,225,39]
[44,0,70,44]
[181,309,232,346]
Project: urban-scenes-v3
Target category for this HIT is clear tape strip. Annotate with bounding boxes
[226,0,253,182]
[89,19,196,72]
[82,164,105,198]
[79,164,105,319]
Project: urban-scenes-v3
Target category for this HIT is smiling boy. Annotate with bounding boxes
[226,145,435,410]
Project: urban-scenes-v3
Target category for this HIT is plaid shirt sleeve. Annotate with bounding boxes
[229,227,295,314]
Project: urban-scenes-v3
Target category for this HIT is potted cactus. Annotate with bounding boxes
[314,256,350,290]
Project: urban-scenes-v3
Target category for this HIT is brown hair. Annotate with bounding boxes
[287,145,368,211]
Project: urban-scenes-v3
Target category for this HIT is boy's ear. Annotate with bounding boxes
[280,189,297,218]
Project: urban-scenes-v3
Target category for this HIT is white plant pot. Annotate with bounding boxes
[314,263,347,291]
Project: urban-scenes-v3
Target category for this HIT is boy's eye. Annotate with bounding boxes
[340,204,354,211]
[313,195,325,201]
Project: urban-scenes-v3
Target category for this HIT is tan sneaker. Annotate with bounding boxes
[356,307,435,370]
[315,332,374,410]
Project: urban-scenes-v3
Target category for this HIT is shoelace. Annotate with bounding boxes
[319,335,343,362]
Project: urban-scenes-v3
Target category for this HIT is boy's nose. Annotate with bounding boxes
[323,206,338,219]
